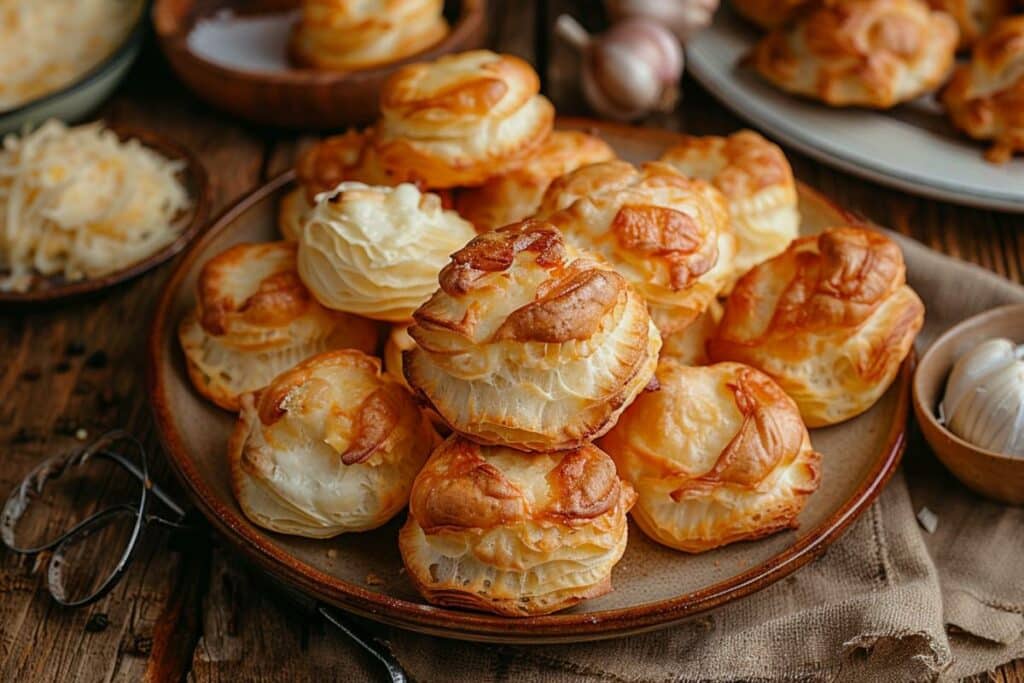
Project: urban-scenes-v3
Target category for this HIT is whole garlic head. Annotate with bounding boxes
[605,0,720,41]
[941,337,1024,457]
[556,15,684,122]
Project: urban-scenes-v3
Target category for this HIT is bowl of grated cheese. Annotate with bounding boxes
[0,119,210,303]
[0,0,148,136]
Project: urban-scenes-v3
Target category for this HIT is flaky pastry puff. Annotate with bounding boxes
[278,129,398,242]
[599,360,821,553]
[289,0,448,71]
[454,130,616,232]
[229,350,438,537]
[942,16,1024,163]
[660,131,799,278]
[748,0,959,108]
[178,242,379,411]
[404,219,661,452]
[375,51,555,188]
[926,0,1014,48]
[537,160,736,339]
[709,227,924,427]
[730,0,816,30]
[399,435,636,616]
[297,182,476,321]
[660,301,720,366]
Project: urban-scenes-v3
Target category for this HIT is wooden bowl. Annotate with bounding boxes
[0,125,210,306]
[913,304,1024,505]
[152,0,487,129]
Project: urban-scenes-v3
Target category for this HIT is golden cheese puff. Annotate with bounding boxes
[454,130,616,232]
[375,50,555,188]
[660,130,799,279]
[660,300,721,366]
[926,0,1014,48]
[399,435,636,616]
[748,0,958,109]
[278,129,396,242]
[538,160,736,340]
[709,226,924,427]
[177,241,380,411]
[600,360,821,553]
[404,219,661,452]
[289,0,448,71]
[942,16,1024,163]
[229,349,438,537]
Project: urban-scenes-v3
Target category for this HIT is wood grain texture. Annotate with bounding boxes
[0,1,1020,681]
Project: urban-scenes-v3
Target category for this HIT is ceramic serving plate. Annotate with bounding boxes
[686,5,1024,213]
[0,0,147,137]
[147,120,909,643]
[152,0,487,128]
[0,126,210,305]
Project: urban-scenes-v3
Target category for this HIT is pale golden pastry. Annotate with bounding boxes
[748,0,959,108]
[660,300,721,366]
[375,51,556,188]
[399,435,636,616]
[660,131,799,278]
[289,0,448,71]
[178,242,380,411]
[537,160,736,339]
[384,323,415,389]
[730,0,815,29]
[599,360,821,553]
[297,182,476,321]
[229,350,437,538]
[709,227,924,427]
[404,219,661,452]
[278,129,397,242]
[454,131,616,232]
[942,16,1024,163]
[926,0,1014,48]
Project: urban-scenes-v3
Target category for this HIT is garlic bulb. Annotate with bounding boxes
[556,15,684,122]
[941,337,1024,457]
[605,0,720,41]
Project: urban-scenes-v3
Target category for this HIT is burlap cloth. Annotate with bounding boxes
[371,233,1024,682]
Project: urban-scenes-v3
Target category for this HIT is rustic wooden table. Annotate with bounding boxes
[0,1,1021,681]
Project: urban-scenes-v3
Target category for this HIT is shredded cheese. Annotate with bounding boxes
[0,0,138,112]
[0,120,192,292]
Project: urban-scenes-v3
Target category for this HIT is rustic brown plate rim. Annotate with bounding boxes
[146,119,910,642]
[0,124,211,305]
[913,303,1024,464]
[153,0,486,84]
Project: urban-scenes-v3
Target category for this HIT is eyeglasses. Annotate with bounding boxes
[2,429,408,682]
[1,429,187,607]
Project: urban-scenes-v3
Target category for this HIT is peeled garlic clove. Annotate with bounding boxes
[605,0,720,42]
[941,337,1024,457]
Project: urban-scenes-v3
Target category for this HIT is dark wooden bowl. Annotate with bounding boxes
[913,304,1024,505]
[0,125,210,306]
[152,0,488,129]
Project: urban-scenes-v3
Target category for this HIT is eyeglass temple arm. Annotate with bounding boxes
[97,450,187,521]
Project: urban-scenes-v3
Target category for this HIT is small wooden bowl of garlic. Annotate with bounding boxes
[913,304,1024,505]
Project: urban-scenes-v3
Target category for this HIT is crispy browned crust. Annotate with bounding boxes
[288,0,448,71]
[942,16,1024,163]
[454,130,616,232]
[748,0,959,108]
[375,51,555,188]
[660,130,795,202]
[708,226,924,426]
[400,436,635,616]
[926,0,1015,48]
[599,360,822,554]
